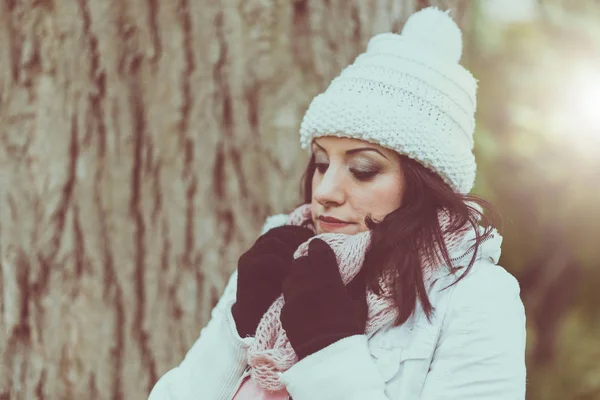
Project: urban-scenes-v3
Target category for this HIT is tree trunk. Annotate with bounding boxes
[0,0,470,398]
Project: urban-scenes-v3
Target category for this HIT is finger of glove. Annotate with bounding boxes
[308,239,367,299]
[353,297,369,331]
[308,238,336,261]
[343,268,368,331]
[239,236,295,267]
[282,256,346,304]
[260,225,314,250]
[306,239,344,285]
[280,286,365,346]
[282,239,343,294]
[345,267,367,301]
[237,252,290,294]
[244,226,313,269]
[281,255,312,302]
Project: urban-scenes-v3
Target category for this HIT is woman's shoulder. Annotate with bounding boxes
[446,260,524,316]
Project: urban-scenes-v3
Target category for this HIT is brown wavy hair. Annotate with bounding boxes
[298,153,501,326]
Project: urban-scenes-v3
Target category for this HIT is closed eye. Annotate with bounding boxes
[350,168,378,180]
[315,163,378,181]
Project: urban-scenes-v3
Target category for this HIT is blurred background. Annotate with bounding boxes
[470,1,600,399]
[0,0,599,399]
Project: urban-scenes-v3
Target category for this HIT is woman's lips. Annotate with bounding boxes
[318,217,353,231]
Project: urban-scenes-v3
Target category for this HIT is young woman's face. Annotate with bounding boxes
[311,136,406,235]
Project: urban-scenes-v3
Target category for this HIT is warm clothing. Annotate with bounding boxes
[246,203,476,392]
[231,225,314,338]
[148,212,527,400]
[280,238,369,361]
[299,7,479,194]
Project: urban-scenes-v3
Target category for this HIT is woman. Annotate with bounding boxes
[149,7,526,400]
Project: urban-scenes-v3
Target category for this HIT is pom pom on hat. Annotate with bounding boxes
[401,7,463,62]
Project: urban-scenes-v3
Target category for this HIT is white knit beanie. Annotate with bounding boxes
[299,7,478,194]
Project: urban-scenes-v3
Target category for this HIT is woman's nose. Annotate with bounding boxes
[313,166,345,206]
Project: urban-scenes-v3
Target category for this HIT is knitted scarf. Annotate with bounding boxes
[246,203,471,392]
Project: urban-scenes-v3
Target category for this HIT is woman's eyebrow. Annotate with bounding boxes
[313,141,389,160]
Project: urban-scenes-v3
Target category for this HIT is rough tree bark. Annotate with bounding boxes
[0,0,470,398]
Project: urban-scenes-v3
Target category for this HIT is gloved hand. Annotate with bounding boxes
[280,238,368,361]
[231,225,314,338]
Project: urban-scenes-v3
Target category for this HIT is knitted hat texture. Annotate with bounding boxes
[299,7,478,194]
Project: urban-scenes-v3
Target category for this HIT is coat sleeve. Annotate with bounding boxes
[420,262,527,400]
[148,269,254,400]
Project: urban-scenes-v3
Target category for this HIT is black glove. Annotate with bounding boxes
[280,238,368,361]
[231,225,314,338]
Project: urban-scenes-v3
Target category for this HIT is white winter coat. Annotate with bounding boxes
[149,215,527,400]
